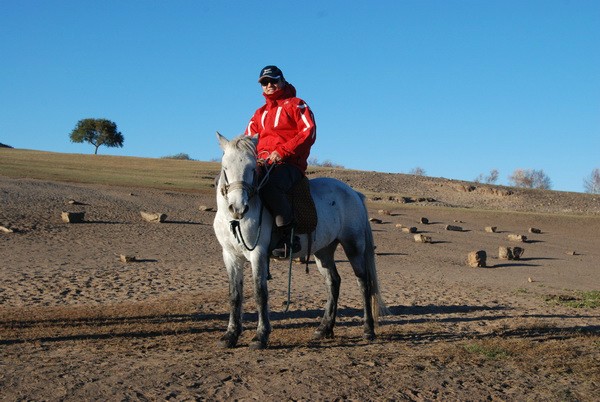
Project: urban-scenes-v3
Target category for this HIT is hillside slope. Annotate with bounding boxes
[310,168,600,215]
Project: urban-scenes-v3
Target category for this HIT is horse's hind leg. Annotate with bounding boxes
[313,242,341,340]
[219,252,244,348]
[342,241,375,340]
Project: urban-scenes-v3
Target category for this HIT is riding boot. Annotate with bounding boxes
[272,223,301,259]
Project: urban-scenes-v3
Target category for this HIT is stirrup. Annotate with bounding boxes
[272,235,301,259]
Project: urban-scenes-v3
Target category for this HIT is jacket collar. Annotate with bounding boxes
[263,83,297,106]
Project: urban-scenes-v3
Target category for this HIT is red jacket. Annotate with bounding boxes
[245,83,316,173]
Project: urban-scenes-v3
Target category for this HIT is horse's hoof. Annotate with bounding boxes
[363,331,376,341]
[249,335,268,350]
[249,340,268,350]
[248,334,268,350]
[313,328,334,340]
[219,332,239,348]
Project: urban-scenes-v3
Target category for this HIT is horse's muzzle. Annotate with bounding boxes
[229,203,249,219]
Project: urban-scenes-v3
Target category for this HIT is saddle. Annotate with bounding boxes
[287,176,318,235]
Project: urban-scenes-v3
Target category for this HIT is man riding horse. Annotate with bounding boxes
[244,65,317,258]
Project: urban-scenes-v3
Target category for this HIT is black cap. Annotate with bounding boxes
[258,65,284,83]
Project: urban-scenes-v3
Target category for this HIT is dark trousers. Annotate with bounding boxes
[259,163,302,228]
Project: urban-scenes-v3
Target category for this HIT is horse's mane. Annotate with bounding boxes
[228,135,257,158]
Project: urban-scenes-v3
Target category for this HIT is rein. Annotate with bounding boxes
[229,208,264,251]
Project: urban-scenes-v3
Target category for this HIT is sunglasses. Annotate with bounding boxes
[260,78,280,86]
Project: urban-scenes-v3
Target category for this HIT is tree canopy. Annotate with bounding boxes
[509,168,552,190]
[69,118,124,154]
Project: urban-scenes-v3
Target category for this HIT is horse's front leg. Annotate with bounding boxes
[249,249,271,349]
[219,251,245,348]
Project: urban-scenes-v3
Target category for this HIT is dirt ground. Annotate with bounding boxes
[1,173,599,401]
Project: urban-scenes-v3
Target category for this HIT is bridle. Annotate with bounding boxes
[219,168,257,199]
[219,159,274,199]
[219,162,274,251]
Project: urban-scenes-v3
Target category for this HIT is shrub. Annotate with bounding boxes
[162,153,194,160]
[509,168,552,189]
[474,169,499,184]
[409,167,426,176]
[308,157,344,168]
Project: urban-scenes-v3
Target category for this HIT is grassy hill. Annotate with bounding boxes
[0,148,221,193]
[2,147,599,215]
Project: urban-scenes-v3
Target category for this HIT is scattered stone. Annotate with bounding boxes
[199,205,214,212]
[395,223,403,228]
[378,209,391,215]
[119,254,137,263]
[467,250,487,268]
[420,217,429,224]
[369,218,383,224]
[528,277,533,283]
[67,199,87,205]
[0,225,14,233]
[414,234,432,243]
[61,211,85,223]
[395,196,436,204]
[141,211,167,223]
[512,246,525,259]
[485,226,497,233]
[454,220,464,223]
[529,227,542,234]
[507,234,527,242]
[446,225,463,232]
[402,226,417,233]
[478,187,513,196]
[457,184,476,192]
[566,251,577,256]
[499,246,525,260]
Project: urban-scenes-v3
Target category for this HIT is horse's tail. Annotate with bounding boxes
[359,192,390,322]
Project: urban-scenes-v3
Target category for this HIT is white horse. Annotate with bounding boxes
[213,133,387,349]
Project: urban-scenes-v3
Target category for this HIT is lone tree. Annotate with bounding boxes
[69,118,124,154]
[583,168,600,194]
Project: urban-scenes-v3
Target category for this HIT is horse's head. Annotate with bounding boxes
[216,132,259,219]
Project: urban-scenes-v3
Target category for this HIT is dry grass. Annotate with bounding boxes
[0,148,220,193]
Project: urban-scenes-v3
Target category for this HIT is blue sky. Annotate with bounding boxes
[1,0,598,193]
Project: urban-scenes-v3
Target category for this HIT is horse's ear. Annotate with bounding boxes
[216,131,228,150]
[250,134,259,147]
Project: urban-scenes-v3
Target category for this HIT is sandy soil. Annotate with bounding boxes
[1,173,599,401]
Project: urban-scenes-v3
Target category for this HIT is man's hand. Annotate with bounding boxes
[267,151,282,163]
